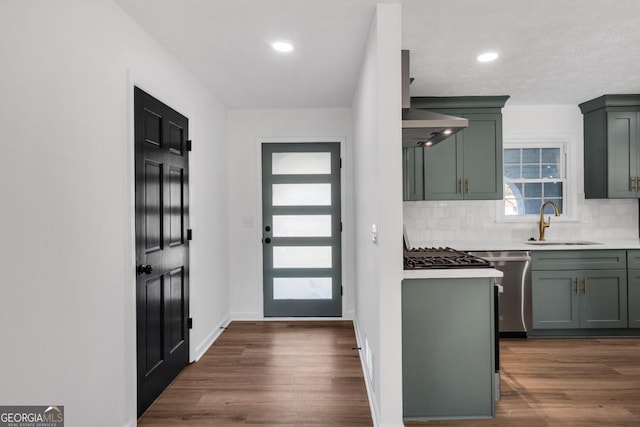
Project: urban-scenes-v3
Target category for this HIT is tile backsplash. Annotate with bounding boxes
[404,197,639,246]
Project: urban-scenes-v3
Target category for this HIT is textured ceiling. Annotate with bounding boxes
[115,0,640,108]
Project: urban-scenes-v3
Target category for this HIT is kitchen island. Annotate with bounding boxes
[402,268,502,422]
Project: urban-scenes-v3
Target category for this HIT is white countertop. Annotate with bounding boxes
[414,239,640,252]
[403,268,503,280]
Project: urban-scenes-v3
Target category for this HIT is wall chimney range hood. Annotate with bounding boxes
[402,50,468,148]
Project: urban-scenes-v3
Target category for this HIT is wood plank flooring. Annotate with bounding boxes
[139,322,640,427]
[138,321,373,426]
[412,338,640,427]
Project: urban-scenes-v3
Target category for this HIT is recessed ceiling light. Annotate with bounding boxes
[477,52,498,62]
[271,41,294,53]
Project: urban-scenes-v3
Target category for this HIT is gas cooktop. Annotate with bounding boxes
[404,246,491,270]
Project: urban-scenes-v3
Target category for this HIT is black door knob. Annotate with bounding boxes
[264,238,271,244]
[137,264,153,275]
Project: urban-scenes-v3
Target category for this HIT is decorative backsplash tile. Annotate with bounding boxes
[404,198,638,246]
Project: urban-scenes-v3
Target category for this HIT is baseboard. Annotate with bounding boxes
[353,317,379,427]
[193,314,232,362]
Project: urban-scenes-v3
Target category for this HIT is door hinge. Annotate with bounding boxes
[187,229,193,240]
[341,286,343,296]
[340,158,342,168]
[340,222,343,232]
[188,318,193,329]
[186,140,192,152]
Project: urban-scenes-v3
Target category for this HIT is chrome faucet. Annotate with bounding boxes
[538,200,560,241]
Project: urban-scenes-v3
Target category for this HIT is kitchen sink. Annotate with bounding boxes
[525,241,601,246]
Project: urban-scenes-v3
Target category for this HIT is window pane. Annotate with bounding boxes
[504,183,521,215]
[273,277,332,300]
[522,165,541,179]
[504,165,521,179]
[504,149,521,164]
[542,148,560,163]
[524,183,542,198]
[273,246,332,268]
[272,183,331,206]
[522,149,540,163]
[272,215,332,237]
[544,182,562,197]
[525,198,542,215]
[272,152,331,175]
[542,164,559,178]
[543,199,563,214]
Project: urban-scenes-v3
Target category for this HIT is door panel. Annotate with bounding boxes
[607,112,637,198]
[262,143,341,317]
[135,87,189,417]
[580,270,627,328]
[532,270,580,329]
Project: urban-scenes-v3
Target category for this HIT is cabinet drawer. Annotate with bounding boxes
[627,250,640,269]
[532,250,626,270]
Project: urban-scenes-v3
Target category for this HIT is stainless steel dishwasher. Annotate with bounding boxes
[469,251,532,337]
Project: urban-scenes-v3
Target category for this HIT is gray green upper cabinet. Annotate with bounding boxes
[579,95,640,199]
[402,96,509,201]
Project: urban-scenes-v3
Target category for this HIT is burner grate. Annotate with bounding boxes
[404,247,491,269]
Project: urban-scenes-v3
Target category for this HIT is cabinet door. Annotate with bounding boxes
[462,113,503,200]
[532,270,580,329]
[606,112,638,198]
[579,270,627,328]
[627,270,640,328]
[423,133,463,200]
[403,147,424,201]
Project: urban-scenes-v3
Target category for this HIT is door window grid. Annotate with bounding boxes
[504,145,566,216]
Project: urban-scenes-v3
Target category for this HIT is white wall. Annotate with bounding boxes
[227,108,353,319]
[0,1,229,426]
[352,4,404,426]
[404,104,639,244]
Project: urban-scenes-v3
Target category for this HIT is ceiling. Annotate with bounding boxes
[115,0,640,108]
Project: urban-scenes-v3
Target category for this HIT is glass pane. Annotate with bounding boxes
[504,183,522,216]
[273,277,332,300]
[273,246,332,268]
[524,183,542,198]
[272,183,331,206]
[542,164,559,178]
[522,165,541,179]
[544,182,563,197]
[504,149,521,164]
[504,165,521,179]
[544,199,563,214]
[272,152,331,175]
[273,215,331,237]
[522,148,540,163]
[542,148,560,163]
[524,198,542,215]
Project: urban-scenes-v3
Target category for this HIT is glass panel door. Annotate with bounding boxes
[262,142,341,316]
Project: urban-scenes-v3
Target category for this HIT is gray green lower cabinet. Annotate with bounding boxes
[402,278,495,421]
[532,250,628,330]
[532,270,628,329]
[627,250,640,328]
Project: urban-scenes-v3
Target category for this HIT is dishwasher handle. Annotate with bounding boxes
[481,256,531,262]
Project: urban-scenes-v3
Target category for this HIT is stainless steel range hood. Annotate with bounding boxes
[402,50,468,148]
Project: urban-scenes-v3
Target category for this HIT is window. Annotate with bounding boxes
[503,145,566,216]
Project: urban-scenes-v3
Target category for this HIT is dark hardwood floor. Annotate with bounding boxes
[139,322,640,427]
[138,321,373,426]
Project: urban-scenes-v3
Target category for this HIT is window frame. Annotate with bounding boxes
[497,137,577,223]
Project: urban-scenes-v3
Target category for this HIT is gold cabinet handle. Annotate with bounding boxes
[465,178,470,193]
[583,277,587,294]
[635,176,639,192]
[458,178,463,193]
[575,277,579,295]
